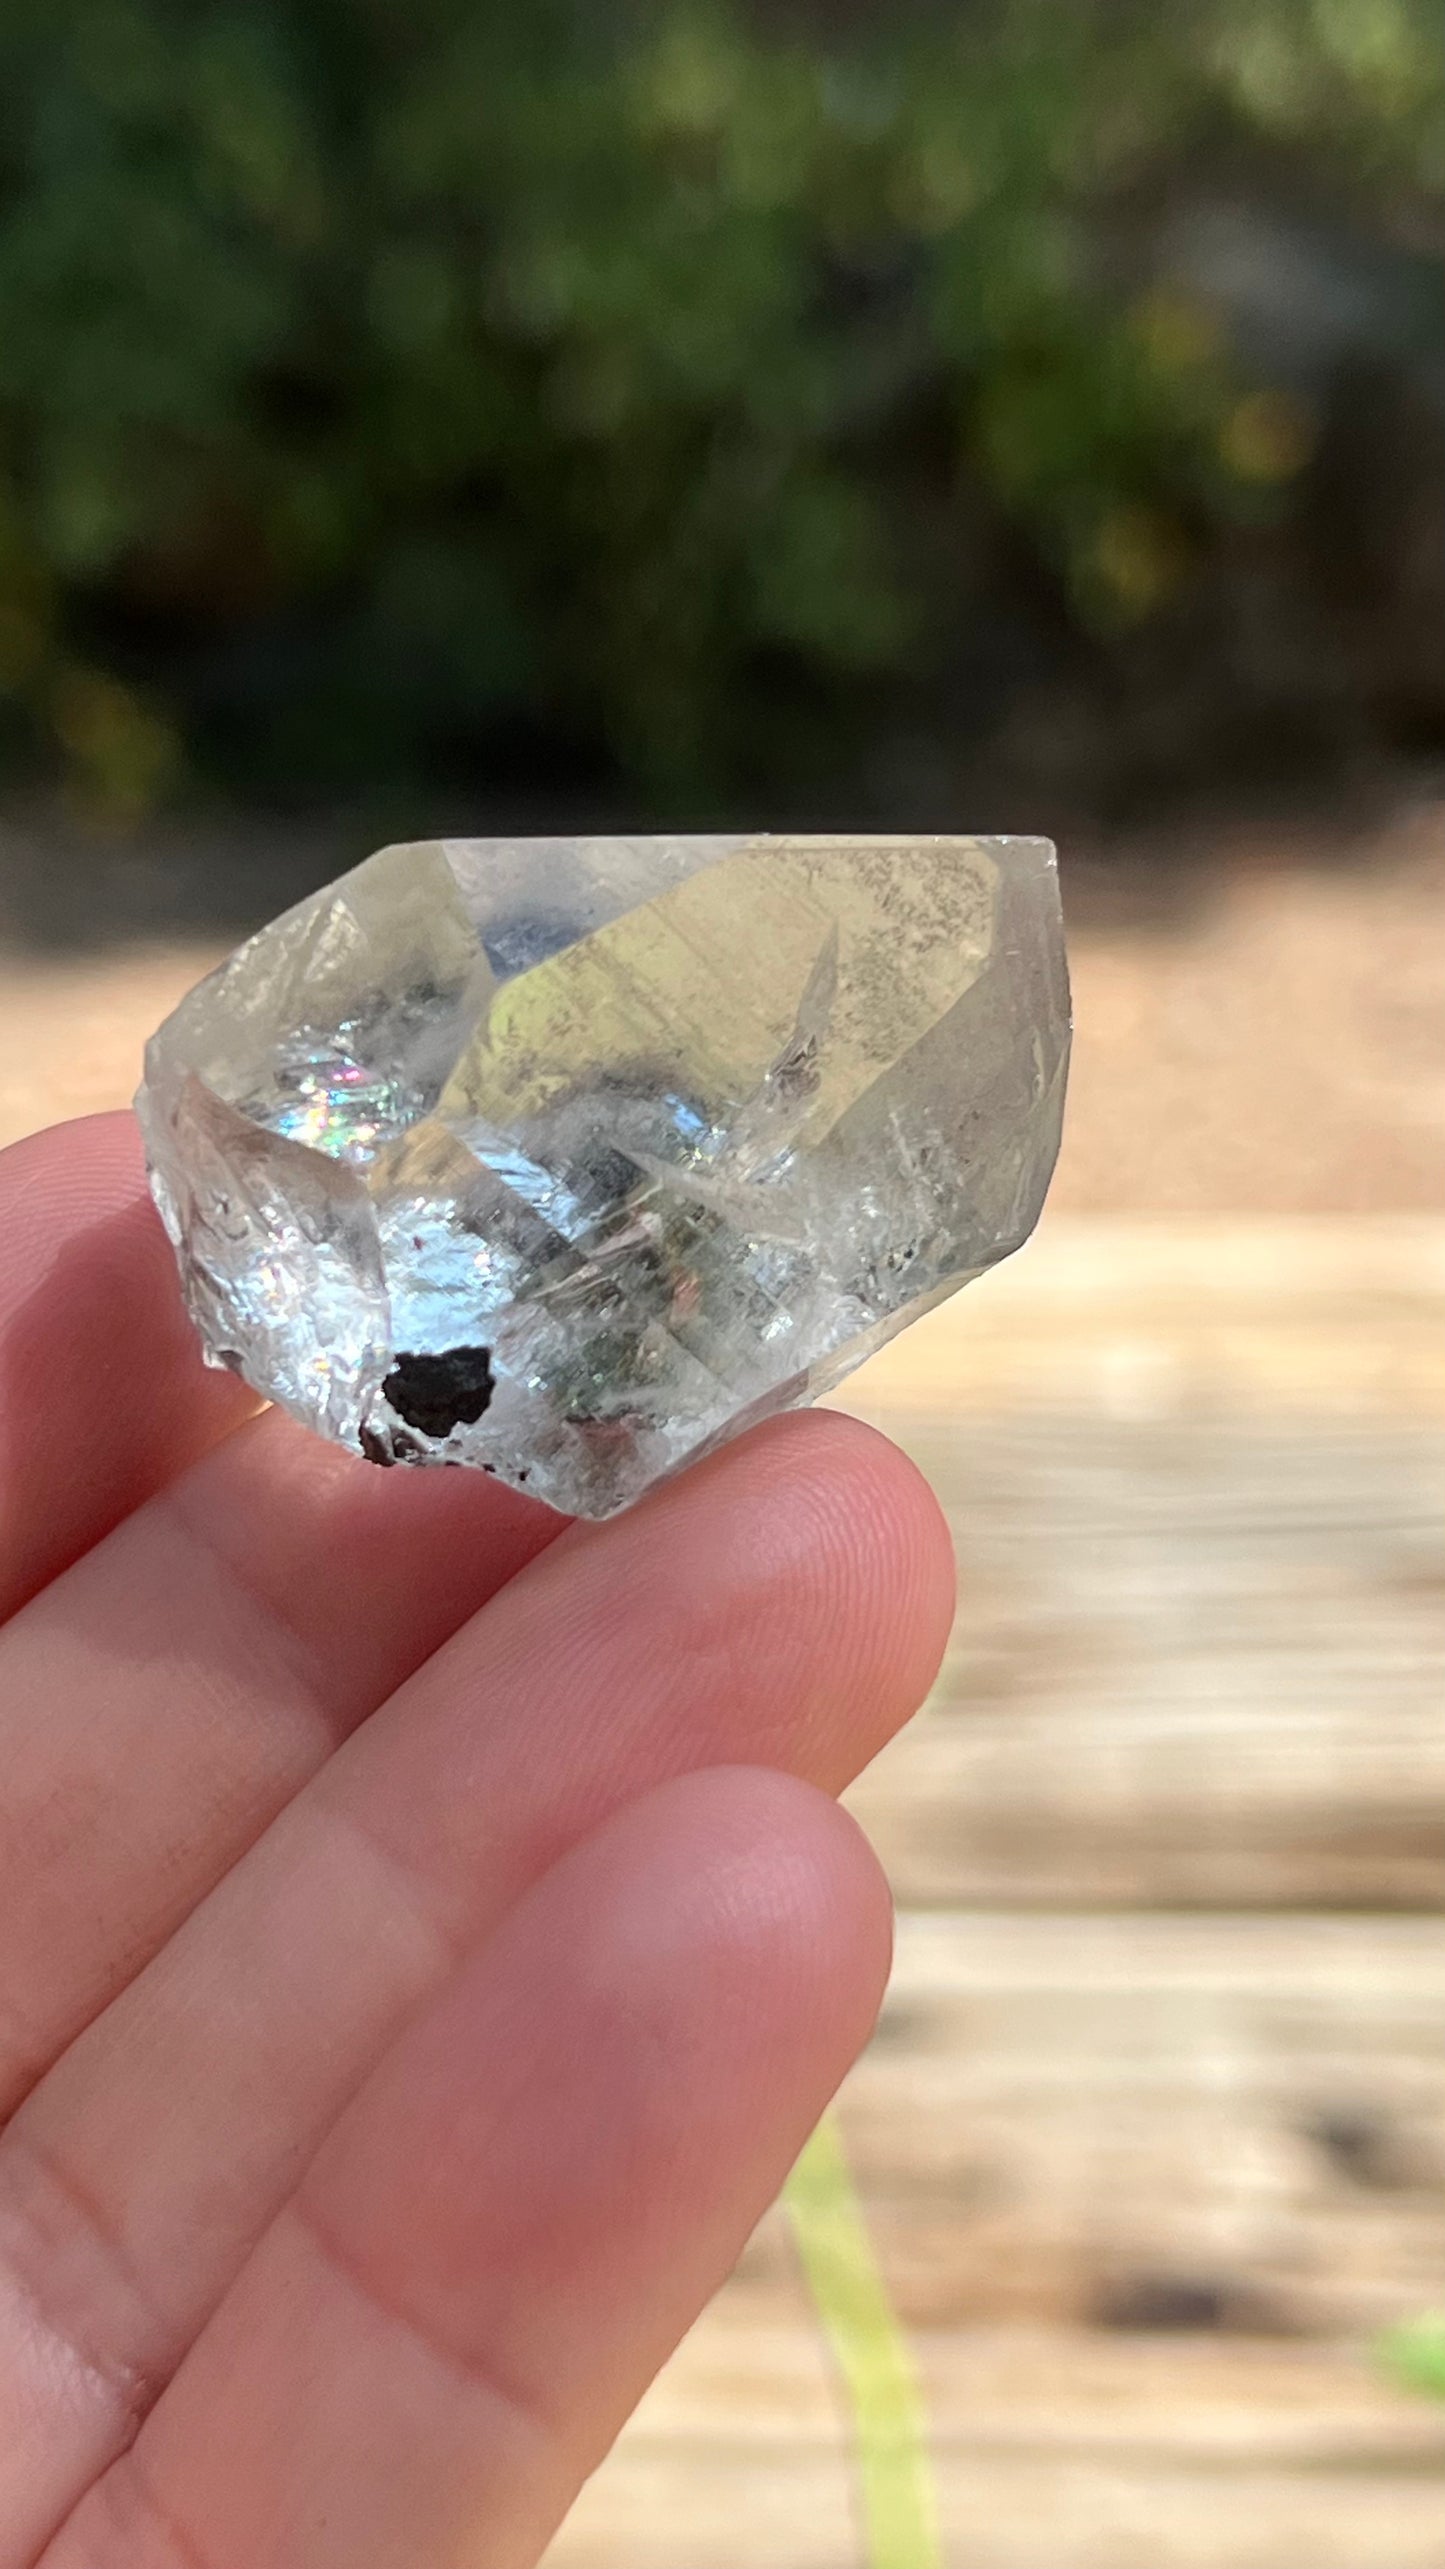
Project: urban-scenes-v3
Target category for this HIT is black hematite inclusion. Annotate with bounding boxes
[383,1346,496,1438]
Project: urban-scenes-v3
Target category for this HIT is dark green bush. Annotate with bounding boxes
[1,0,1442,814]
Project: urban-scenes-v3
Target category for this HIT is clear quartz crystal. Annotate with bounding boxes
[138,834,1070,1516]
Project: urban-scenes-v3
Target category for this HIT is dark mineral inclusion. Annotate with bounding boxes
[382,1345,497,1441]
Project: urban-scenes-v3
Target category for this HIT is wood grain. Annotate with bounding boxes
[558,2297,1445,2567]
[616,2305,1445,2465]
[836,1218,1445,1421]
[823,1913,1445,2337]
[848,1414,1445,1910]
[553,2453,1445,2569]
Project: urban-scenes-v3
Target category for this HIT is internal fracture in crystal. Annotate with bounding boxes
[138,834,1070,1516]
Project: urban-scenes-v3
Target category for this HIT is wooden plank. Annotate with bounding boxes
[551,2451,1445,2569]
[843,1414,1445,1910]
[711,1916,1445,2338]
[625,2304,1445,2466]
[836,1218,1445,1420]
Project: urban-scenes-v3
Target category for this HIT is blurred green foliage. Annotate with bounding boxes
[0,0,1442,815]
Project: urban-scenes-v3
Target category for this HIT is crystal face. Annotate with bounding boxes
[138,834,1070,1517]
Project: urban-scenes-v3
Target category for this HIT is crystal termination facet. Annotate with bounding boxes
[138,834,1070,1517]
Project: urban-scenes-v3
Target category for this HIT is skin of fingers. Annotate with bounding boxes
[45,1769,893,2569]
[0,1406,561,2115]
[0,1409,953,2558]
[0,1116,254,1619]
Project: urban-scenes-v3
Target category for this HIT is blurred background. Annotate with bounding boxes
[2,3,1444,2563]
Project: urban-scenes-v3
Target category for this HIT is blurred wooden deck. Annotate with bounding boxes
[552,1221,1445,2569]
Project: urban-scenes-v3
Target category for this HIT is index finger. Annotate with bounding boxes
[0,1113,253,1618]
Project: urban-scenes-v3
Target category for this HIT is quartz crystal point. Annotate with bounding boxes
[138,835,1070,1517]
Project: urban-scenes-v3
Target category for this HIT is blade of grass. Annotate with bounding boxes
[1378,2313,1445,2398]
[785,2109,943,2569]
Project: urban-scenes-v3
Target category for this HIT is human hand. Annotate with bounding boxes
[0,1114,954,2567]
